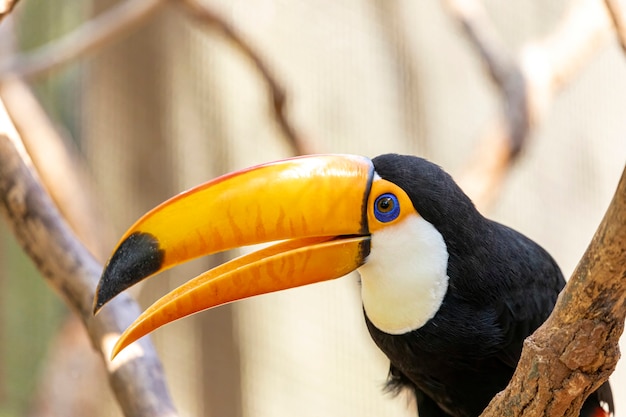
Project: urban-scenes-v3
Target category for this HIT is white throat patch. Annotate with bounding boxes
[358,214,449,335]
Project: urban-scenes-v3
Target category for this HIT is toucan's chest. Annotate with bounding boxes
[364,296,516,417]
[360,220,566,416]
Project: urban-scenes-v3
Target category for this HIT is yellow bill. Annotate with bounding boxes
[94,154,376,358]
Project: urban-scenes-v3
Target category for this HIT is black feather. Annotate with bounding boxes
[367,154,611,417]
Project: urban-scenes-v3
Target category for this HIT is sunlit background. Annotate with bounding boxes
[1,1,625,416]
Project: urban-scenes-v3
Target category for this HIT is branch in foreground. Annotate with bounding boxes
[0,124,178,415]
[179,0,313,155]
[0,0,166,80]
[0,77,110,258]
[480,165,626,416]
[1,77,137,414]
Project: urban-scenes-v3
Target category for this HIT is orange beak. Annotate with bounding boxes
[93,155,375,359]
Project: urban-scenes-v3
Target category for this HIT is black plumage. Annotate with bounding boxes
[366,154,612,417]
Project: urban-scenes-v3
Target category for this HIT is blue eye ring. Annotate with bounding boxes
[373,193,400,223]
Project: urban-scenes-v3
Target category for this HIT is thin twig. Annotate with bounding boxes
[605,0,626,54]
[0,101,179,417]
[0,0,310,156]
[179,0,313,155]
[0,0,167,80]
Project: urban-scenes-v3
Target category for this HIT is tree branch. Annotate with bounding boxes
[0,101,179,416]
[480,164,626,416]
[446,0,612,210]
[0,0,309,157]
[178,0,313,155]
[443,0,528,209]
[0,76,123,415]
[0,0,167,80]
[0,77,111,258]
[444,0,528,155]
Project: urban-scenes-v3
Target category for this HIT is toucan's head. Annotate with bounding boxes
[94,154,477,359]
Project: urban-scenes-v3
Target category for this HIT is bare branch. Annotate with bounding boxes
[0,0,167,80]
[521,0,612,101]
[0,0,21,24]
[178,0,313,155]
[0,77,122,414]
[444,0,529,208]
[0,100,179,417]
[480,164,626,416]
[605,0,626,53]
[444,0,528,154]
[0,77,112,258]
[448,0,612,210]
[0,0,310,157]
[0,0,315,154]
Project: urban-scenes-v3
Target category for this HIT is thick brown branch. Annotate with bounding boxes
[480,165,626,416]
[0,0,167,80]
[0,108,178,416]
[179,0,313,155]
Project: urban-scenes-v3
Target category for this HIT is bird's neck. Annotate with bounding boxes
[358,214,449,335]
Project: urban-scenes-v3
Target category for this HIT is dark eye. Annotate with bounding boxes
[374,193,400,222]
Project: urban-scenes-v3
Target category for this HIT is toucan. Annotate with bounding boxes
[93,153,613,417]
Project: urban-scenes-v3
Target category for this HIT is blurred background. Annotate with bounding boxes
[0,0,625,416]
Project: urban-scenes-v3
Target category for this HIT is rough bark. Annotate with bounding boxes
[0,124,179,416]
[480,164,626,416]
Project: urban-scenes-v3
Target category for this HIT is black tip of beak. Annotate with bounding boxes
[93,232,165,314]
